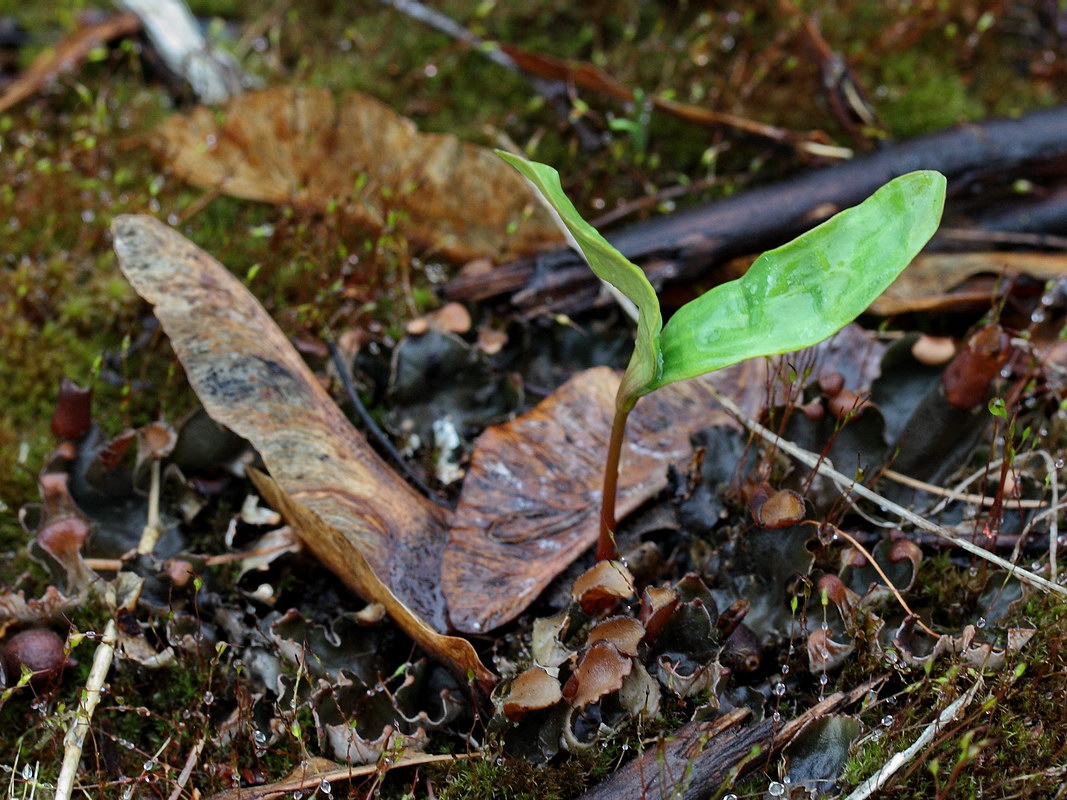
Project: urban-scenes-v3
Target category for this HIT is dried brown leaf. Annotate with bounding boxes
[251,470,495,696]
[443,359,767,633]
[111,215,450,629]
[571,560,636,616]
[562,641,632,708]
[587,616,645,657]
[152,88,563,262]
[753,488,806,529]
[871,252,1067,315]
[502,666,563,721]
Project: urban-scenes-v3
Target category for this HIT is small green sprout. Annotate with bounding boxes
[499,152,946,561]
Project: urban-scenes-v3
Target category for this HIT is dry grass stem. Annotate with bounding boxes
[705,384,1067,598]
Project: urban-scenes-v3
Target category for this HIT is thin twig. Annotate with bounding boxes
[936,226,1067,250]
[326,341,452,509]
[1024,450,1060,581]
[881,467,1046,509]
[843,677,983,800]
[818,522,939,638]
[704,383,1067,598]
[55,619,119,800]
[167,735,207,800]
[379,0,604,151]
[136,459,163,554]
[57,451,165,800]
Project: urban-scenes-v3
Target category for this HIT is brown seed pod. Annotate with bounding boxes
[942,323,1012,410]
[720,623,762,674]
[818,372,845,398]
[1,628,68,689]
[50,378,92,441]
[751,487,806,529]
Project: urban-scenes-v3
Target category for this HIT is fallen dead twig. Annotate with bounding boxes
[379,0,603,152]
[167,735,206,800]
[446,105,1067,315]
[843,677,983,800]
[705,384,1067,598]
[0,13,142,115]
[56,445,167,800]
[201,751,480,800]
[817,521,939,638]
[881,466,1046,509]
[54,618,118,800]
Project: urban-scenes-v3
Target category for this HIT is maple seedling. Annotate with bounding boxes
[499,152,947,562]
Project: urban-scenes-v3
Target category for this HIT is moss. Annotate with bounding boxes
[876,52,986,138]
[1,1,1066,796]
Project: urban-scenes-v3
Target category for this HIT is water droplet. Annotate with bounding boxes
[723,795,738,800]
[81,209,95,223]
[969,567,979,577]
[774,682,787,696]
[1056,459,1065,470]
[122,787,133,800]
[293,792,302,800]
[21,765,33,780]
[319,779,332,794]
[1032,561,1043,572]
[143,760,154,771]
[781,664,790,675]
[976,617,987,629]
[772,711,781,722]
[819,673,829,685]
[204,691,214,705]
[1041,293,1057,307]
[254,730,267,744]
[1031,309,1047,324]
[768,781,786,797]
[999,367,1013,379]
[882,715,894,727]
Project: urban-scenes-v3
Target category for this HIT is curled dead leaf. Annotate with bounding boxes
[531,611,574,673]
[562,641,632,708]
[250,470,496,697]
[587,616,645,657]
[638,586,679,645]
[571,560,636,616]
[806,627,855,673]
[50,378,92,441]
[502,666,563,721]
[942,323,1012,410]
[750,486,806,529]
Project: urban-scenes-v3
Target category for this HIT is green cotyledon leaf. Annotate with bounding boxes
[496,151,661,410]
[653,170,946,390]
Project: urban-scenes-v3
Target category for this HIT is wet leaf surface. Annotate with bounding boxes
[444,359,768,633]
